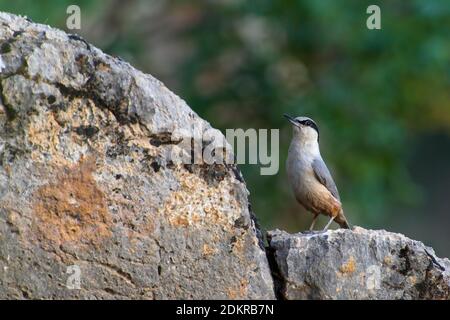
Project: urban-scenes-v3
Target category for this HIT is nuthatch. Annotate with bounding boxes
[284,114,350,230]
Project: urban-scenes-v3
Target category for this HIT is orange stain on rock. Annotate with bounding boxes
[339,256,356,274]
[33,156,112,247]
[226,278,249,299]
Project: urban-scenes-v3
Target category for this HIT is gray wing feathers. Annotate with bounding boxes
[312,158,340,200]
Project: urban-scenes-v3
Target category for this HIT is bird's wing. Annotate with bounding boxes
[312,158,340,200]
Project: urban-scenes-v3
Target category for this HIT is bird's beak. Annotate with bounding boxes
[283,114,298,127]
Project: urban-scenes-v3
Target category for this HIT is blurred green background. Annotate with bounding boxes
[1,0,449,256]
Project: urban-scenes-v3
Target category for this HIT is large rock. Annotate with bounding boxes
[268,227,450,299]
[0,12,274,299]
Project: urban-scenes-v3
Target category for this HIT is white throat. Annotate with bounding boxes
[292,127,321,157]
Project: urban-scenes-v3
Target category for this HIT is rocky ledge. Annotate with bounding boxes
[268,227,450,300]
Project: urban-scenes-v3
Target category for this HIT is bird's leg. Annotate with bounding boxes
[323,216,336,231]
[309,214,319,231]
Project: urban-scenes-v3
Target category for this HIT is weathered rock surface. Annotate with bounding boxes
[0,12,275,299]
[268,227,450,300]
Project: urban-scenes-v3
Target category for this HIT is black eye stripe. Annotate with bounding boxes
[298,120,313,126]
[297,119,320,140]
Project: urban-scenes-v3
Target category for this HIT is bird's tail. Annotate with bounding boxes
[337,209,352,229]
[339,219,351,229]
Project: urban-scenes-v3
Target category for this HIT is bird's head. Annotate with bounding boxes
[284,114,319,143]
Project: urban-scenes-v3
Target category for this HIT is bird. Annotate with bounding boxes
[284,114,350,231]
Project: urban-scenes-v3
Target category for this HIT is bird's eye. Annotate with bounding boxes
[304,120,311,126]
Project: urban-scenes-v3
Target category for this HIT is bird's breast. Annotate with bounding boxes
[286,143,326,200]
[286,149,312,192]
[286,141,341,216]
